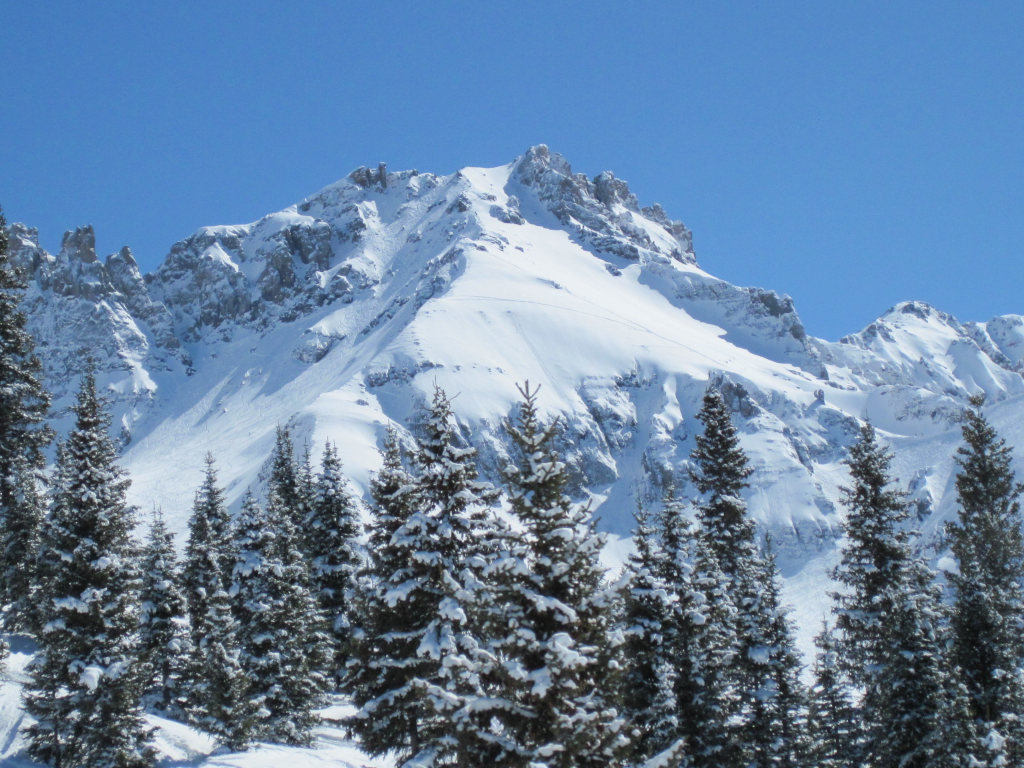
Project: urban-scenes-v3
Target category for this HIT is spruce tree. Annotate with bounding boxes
[231,490,330,745]
[833,423,977,768]
[690,387,807,768]
[0,206,52,634]
[946,395,1024,762]
[485,383,627,768]
[25,369,153,768]
[182,454,234,647]
[346,427,428,759]
[267,425,306,531]
[807,624,860,768]
[139,510,189,716]
[622,504,680,765]
[306,440,362,684]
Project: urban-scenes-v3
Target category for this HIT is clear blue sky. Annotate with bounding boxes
[2,1,1022,341]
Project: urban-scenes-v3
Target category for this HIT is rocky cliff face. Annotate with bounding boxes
[8,149,1024,610]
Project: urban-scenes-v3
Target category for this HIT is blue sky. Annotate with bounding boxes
[2,1,1021,341]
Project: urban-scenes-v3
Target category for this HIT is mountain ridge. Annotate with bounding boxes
[7,148,1024,639]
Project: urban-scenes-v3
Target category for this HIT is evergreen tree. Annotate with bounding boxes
[690,388,807,768]
[231,490,330,745]
[946,396,1024,762]
[833,423,977,768]
[349,387,502,766]
[346,427,428,760]
[25,369,153,768]
[267,425,305,530]
[182,454,234,648]
[484,383,627,768]
[622,503,680,765]
[831,423,913,688]
[188,582,253,751]
[139,510,189,716]
[306,440,362,684]
[0,207,52,634]
[807,624,860,768]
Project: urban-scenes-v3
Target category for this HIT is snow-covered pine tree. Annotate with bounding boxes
[946,395,1024,763]
[833,423,977,767]
[0,207,52,635]
[690,387,807,768]
[735,544,809,768]
[25,369,154,768]
[346,426,425,757]
[183,453,234,645]
[306,440,362,684]
[187,583,254,751]
[231,489,331,745]
[807,624,860,768]
[486,382,628,768]
[139,510,189,716]
[267,425,307,531]
[869,560,977,768]
[622,503,680,765]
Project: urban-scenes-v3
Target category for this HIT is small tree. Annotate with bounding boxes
[231,490,330,745]
[25,369,153,768]
[946,395,1024,761]
[306,441,362,683]
[807,624,860,768]
[139,510,189,716]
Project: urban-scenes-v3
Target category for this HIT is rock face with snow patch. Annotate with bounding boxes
[7,148,1024,591]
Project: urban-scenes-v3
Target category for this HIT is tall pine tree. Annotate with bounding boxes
[946,395,1024,764]
[484,382,628,768]
[690,387,807,768]
[25,369,153,768]
[306,441,362,685]
[139,510,189,716]
[231,490,330,745]
[0,207,52,634]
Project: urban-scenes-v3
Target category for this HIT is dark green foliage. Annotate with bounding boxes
[485,383,627,768]
[946,396,1024,761]
[268,425,307,531]
[139,511,189,716]
[25,370,153,768]
[346,427,428,759]
[306,441,362,684]
[622,504,680,764]
[808,624,860,768]
[0,207,52,634]
[231,490,331,745]
[690,387,807,768]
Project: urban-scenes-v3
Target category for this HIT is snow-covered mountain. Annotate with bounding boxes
[9,146,1024,640]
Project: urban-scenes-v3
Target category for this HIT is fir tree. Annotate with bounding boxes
[946,396,1024,762]
[484,382,627,768]
[25,369,153,768]
[182,454,234,648]
[622,503,680,765]
[346,427,428,760]
[267,425,306,531]
[0,206,52,634]
[231,490,331,745]
[690,387,807,768]
[349,387,502,766]
[139,510,189,716]
[807,624,860,768]
[306,440,362,684]
[186,583,252,750]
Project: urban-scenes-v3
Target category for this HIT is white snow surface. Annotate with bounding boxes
[9,145,1024,671]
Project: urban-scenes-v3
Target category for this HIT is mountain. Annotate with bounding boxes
[8,145,1024,645]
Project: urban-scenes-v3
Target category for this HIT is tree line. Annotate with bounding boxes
[2,208,1023,768]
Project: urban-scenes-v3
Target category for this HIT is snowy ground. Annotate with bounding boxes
[0,636,393,768]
